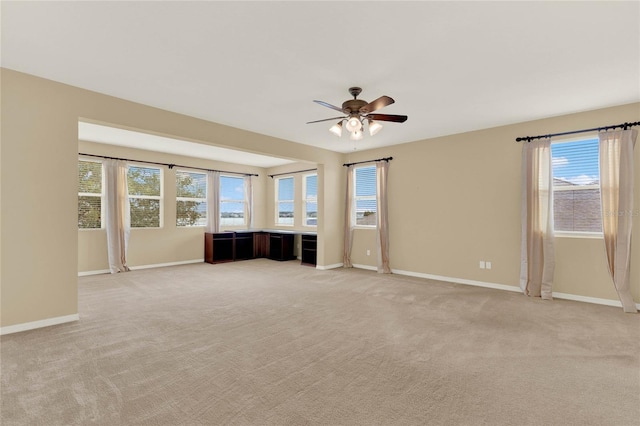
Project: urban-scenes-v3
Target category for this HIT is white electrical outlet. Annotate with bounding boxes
[479,261,485,269]
[486,261,492,270]
[367,249,371,256]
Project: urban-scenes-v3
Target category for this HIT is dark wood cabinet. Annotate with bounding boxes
[253,232,269,258]
[234,232,254,260]
[204,232,234,264]
[301,234,317,266]
[205,231,310,265]
[268,233,296,261]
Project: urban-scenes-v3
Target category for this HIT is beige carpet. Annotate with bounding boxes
[2,260,639,425]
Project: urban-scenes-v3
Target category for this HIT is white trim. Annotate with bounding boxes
[129,259,204,271]
[1,314,79,336]
[78,269,111,276]
[554,232,603,239]
[552,292,640,310]
[390,268,521,293]
[78,259,204,276]
[316,262,344,270]
[352,263,377,272]
[353,266,637,310]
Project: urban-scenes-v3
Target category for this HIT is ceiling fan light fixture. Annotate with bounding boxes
[345,116,362,132]
[308,87,407,140]
[368,119,383,136]
[329,121,343,137]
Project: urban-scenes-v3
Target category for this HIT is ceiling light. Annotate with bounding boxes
[368,120,383,136]
[350,129,363,141]
[329,121,343,137]
[345,116,362,132]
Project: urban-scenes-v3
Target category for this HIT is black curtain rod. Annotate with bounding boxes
[268,168,318,178]
[343,156,393,167]
[515,121,640,142]
[78,153,259,177]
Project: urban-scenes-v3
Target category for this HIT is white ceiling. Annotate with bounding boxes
[78,122,295,168]
[2,1,639,158]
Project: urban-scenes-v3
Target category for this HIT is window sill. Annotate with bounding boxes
[554,232,603,239]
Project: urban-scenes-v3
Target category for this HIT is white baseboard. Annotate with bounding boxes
[352,263,377,272]
[552,291,640,310]
[316,262,344,270]
[1,314,79,336]
[129,259,204,271]
[352,265,638,310]
[78,269,111,276]
[391,268,521,294]
[78,259,204,276]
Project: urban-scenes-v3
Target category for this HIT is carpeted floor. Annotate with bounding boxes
[1,260,639,425]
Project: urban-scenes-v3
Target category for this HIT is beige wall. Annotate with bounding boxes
[2,67,638,330]
[343,102,640,302]
[1,69,344,328]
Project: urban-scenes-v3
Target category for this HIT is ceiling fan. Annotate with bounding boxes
[307,87,408,140]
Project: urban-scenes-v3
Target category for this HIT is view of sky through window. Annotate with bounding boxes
[551,138,599,186]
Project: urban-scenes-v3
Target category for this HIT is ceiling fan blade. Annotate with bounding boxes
[313,100,344,113]
[367,113,408,123]
[306,116,346,124]
[360,95,394,113]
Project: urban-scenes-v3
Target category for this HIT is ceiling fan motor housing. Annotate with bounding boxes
[342,99,368,115]
[344,87,366,114]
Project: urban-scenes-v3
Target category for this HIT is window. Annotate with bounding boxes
[220,175,246,226]
[127,165,162,228]
[78,159,103,229]
[176,170,207,227]
[276,176,294,225]
[303,174,318,226]
[551,137,602,234]
[354,165,376,227]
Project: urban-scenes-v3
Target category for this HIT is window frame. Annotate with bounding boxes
[551,135,603,239]
[353,165,377,229]
[175,169,207,228]
[78,157,105,230]
[302,173,318,227]
[275,175,295,226]
[127,163,164,229]
[219,174,247,228]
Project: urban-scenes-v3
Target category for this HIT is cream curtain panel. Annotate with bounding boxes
[244,175,253,229]
[206,171,220,233]
[343,165,355,268]
[599,129,637,313]
[104,159,130,274]
[376,161,391,273]
[520,138,555,299]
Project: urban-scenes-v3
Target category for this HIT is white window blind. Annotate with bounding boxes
[220,175,246,226]
[276,176,294,225]
[303,174,318,226]
[176,170,207,227]
[78,159,103,229]
[354,165,376,227]
[127,165,162,228]
[551,138,602,233]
